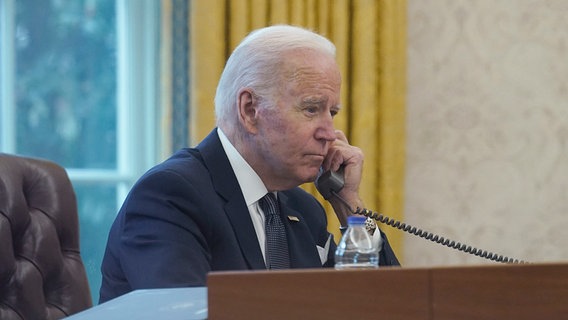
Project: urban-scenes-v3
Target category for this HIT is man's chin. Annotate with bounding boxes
[292,164,322,185]
[304,168,321,183]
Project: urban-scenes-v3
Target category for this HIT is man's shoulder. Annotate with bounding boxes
[153,148,203,171]
[137,148,208,185]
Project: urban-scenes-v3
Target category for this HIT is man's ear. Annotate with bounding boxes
[237,88,259,134]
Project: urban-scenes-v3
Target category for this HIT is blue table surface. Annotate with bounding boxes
[65,287,208,320]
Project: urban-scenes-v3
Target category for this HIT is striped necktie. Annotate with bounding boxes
[259,193,290,269]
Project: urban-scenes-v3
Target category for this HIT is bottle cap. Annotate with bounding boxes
[347,215,366,225]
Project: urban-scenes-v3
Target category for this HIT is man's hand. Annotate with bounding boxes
[321,130,365,226]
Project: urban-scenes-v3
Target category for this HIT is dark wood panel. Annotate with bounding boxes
[208,267,430,320]
[208,263,568,319]
[431,263,568,320]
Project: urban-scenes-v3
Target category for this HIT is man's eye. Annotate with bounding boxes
[330,109,338,117]
[306,106,319,114]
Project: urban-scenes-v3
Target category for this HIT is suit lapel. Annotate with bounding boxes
[278,192,323,268]
[197,129,266,270]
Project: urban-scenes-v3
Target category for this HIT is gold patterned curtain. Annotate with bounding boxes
[187,0,406,258]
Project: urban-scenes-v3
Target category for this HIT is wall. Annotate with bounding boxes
[405,0,568,266]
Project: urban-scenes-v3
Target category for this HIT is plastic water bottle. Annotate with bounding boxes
[335,215,379,269]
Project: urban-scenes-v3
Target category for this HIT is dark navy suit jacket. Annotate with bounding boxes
[99,129,400,303]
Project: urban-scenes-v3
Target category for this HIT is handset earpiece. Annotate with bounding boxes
[315,166,345,200]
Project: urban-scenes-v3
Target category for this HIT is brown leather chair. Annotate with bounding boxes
[0,153,92,319]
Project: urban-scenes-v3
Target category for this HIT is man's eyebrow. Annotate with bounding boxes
[298,97,341,112]
[301,96,326,104]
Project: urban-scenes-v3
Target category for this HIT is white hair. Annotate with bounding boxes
[214,25,336,133]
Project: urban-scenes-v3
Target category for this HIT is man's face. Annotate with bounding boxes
[253,49,342,190]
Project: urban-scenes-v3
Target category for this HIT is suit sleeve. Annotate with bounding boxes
[116,169,213,289]
[378,229,401,266]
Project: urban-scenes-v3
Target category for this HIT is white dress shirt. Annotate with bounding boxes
[217,129,275,262]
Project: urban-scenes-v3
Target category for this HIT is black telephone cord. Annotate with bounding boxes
[331,190,527,264]
[355,207,526,264]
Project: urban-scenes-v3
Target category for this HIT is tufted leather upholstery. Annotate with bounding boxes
[0,153,92,319]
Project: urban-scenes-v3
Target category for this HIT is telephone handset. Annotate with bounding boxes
[315,168,526,264]
[314,166,345,200]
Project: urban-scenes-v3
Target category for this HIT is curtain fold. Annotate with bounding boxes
[189,0,406,258]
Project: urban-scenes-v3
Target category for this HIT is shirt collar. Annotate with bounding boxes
[217,128,268,206]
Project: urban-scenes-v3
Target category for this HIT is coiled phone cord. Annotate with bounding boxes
[331,190,527,264]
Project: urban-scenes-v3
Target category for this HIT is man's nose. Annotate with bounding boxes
[315,116,336,141]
